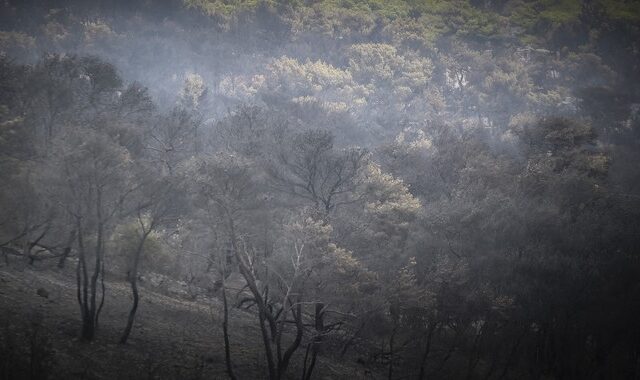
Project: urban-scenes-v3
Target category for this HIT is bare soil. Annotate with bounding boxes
[0,261,373,379]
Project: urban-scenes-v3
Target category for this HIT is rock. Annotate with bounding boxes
[36,287,49,298]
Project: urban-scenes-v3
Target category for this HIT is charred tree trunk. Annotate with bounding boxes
[302,302,325,380]
[120,271,139,344]
[221,274,237,380]
[57,229,76,269]
[26,224,50,265]
[120,225,153,344]
[418,322,437,380]
[89,190,104,335]
[74,187,108,342]
[340,320,365,358]
[276,300,304,380]
[75,218,94,341]
[388,324,398,380]
[95,260,106,330]
[226,212,303,380]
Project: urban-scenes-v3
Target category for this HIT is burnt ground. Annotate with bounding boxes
[0,260,375,380]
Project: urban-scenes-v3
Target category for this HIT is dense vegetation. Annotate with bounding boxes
[1,0,640,378]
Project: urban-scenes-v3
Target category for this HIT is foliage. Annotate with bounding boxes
[0,0,639,378]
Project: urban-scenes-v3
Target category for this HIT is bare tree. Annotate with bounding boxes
[119,189,168,344]
[48,129,133,341]
[188,154,307,380]
[269,129,369,216]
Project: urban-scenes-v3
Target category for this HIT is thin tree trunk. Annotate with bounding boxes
[120,274,139,344]
[465,322,487,380]
[57,246,72,269]
[277,301,304,379]
[340,321,365,358]
[26,225,49,265]
[221,278,237,380]
[81,311,95,341]
[120,228,151,344]
[57,229,76,269]
[418,322,437,380]
[86,188,104,341]
[76,219,94,341]
[303,302,325,380]
[302,342,313,380]
[95,260,106,330]
[226,211,303,380]
[259,310,277,380]
[76,255,83,321]
[498,326,526,380]
[388,324,398,380]
[228,214,277,378]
